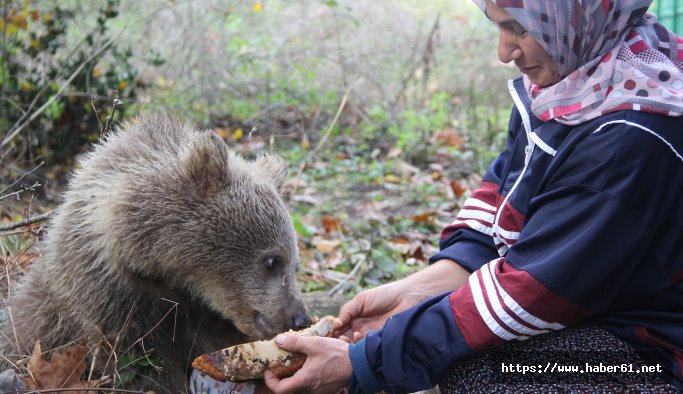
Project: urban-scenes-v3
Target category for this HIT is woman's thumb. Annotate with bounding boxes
[274,333,308,353]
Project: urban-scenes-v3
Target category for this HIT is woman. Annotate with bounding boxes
[265,0,683,392]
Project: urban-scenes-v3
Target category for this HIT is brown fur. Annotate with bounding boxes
[0,114,310,392]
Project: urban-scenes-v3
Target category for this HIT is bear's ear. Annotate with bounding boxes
[184,131,230,198]
[255,154,288,193]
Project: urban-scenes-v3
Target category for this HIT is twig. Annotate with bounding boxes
[0,97,26,116]
[327,254,367,296]
[184,333,198,380]
[0,211,55,232]
[159,298,178,343]
[2,236,37,271]
[2,263,22,357]
[120,301,178,357]
[90,93,103,131]
[0,161,44,197]
[101,94,123,137]
[99,302,137,377]
[86,345,100,384]
[139,338,163,374]
[9,388,144,393]
[290,82,356,197]
[0,229,37,237]
[392,13,441,106]
[0,182,41,202]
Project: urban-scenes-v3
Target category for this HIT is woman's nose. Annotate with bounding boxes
[498,32,523,64]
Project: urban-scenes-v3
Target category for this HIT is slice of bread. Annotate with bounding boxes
[192,316,342,382]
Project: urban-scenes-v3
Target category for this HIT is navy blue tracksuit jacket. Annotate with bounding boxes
[348,77,683,393]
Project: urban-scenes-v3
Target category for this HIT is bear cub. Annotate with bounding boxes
[0,113,310,392]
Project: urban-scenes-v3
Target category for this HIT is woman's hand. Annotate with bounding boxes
[263,334,351,394]
[338,259,471,342]
[337,281,422,341]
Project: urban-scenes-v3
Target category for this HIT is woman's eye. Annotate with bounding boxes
[507,27,527,37]
[499,24,528,37]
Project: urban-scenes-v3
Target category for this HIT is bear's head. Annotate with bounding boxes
[122,127,311,340]
[183,131,311,339]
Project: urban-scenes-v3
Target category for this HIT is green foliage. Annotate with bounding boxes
[115,351,163,387]
[0,233,32,257]
[0,0,147,165]
[292,213,316,237]
[386,91,451,149]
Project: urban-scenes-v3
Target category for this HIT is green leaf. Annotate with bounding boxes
[291,214,315,237]
[369,248,397,277]
[44,96,65,120]
[117,354,136,369]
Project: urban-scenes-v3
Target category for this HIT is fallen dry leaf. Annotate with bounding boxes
[27,340,96,394]
[324,250,344,269]
[450,180,467,197]
[433,129,464,147]
[387,147,403,159]
[387,239,428,262]
[385,174,401,184]
[412,212,436,224]
[312,236,341,253]
[355,201,389,222]
[321,215,341,233]
[395,160,420,177]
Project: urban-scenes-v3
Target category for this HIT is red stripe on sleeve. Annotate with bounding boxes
[470,181,501,208]
[449,283,506,351]
[441,181,501,240]
[477,270,527,337]
[493,260,590,326]
[497,201,524,232]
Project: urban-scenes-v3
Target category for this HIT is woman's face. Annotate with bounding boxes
[485,0,559,87]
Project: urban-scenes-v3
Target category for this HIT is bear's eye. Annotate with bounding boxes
[265,256,282,270]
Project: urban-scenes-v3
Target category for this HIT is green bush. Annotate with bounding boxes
[0,0,146,166]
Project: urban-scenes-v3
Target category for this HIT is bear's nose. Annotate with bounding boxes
[293,313,312,330]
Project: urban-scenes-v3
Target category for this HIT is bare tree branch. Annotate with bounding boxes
[0,162,44,199]
[0,211,55,232]
[290,81,356,198]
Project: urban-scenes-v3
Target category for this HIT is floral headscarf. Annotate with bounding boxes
[472,0,683,125]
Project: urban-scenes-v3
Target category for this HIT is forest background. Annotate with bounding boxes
[0,0,518,307]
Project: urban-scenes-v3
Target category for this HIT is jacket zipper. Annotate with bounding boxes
[493,80,536,256]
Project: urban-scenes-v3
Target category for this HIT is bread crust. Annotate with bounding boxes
[192,316,342,382]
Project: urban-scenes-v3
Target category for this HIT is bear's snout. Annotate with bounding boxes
[292,312,312,330]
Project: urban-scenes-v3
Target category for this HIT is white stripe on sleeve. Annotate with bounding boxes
[457,209,495,224]
[481,263,550,336]
[488,260,565,330]
[468,272,527,341]
[462,197,496,212]
[450,219,494,236]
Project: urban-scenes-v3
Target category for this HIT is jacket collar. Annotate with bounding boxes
[508,77,560,157]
